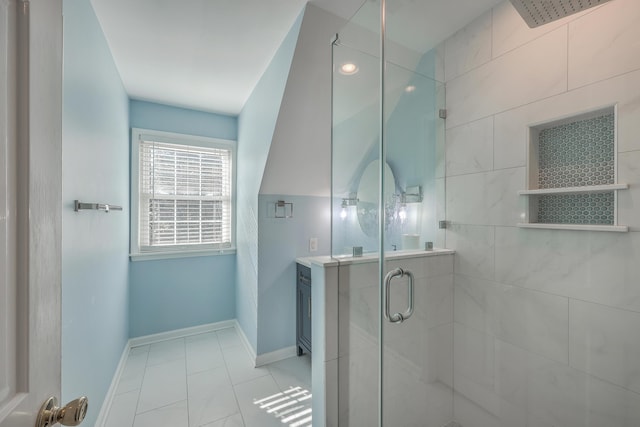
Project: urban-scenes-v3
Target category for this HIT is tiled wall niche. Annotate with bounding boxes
[519,106,629,231]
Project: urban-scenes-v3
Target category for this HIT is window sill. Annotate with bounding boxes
[130,248,236,262]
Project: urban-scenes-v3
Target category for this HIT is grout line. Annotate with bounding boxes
[183,337,190,427]
[131,349,149,425]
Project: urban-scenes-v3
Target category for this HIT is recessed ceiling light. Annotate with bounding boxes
[405,85,416,93]
[339,63,359,75]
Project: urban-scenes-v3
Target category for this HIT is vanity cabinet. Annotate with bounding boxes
[296,263,312,356]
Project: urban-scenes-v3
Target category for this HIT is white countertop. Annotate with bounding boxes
[296,248,454,268]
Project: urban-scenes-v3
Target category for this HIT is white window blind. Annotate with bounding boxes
[138,139,232,251]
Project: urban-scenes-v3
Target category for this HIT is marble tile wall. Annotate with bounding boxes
[336,253,454,427]
[443,0,640,425]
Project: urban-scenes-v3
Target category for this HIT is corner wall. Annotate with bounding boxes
[256,4,344,355]
[61,1,129,425]
[235,10,304,353]
[128,100,237,337]
[444,1,640,425]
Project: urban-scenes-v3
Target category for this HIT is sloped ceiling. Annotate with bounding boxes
[90,0,502,115]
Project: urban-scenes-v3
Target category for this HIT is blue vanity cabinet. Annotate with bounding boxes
[296,263,312,356]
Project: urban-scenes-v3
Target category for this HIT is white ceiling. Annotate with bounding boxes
[90,0,503,116]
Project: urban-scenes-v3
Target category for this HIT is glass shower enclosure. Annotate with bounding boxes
[331,0,640,426]
[332,0,449,425]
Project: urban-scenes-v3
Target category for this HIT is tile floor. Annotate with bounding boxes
[104,327,312,427]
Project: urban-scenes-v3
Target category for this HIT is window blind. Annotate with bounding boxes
[138,139,232,250]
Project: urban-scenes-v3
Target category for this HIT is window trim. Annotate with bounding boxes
[130,128,236,261]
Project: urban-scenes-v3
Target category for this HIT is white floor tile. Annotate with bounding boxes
[147,338,186,367]
[268,355,311,392]
[130,345,150,355]
[233,376,285,427]
[216,328,243,348]
[137,359,187,414]
[201,413,245,427]
[104,330,311,427]
[133,400,189,427]
[222,345,270,385]
[187,366,239,427]
[116,352,148,395]
[104,389,139,427]
[187,334,225,375]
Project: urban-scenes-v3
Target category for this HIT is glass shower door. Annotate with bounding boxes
[380,60,450,427]
[332,7,382,424]
[332,0,450,424]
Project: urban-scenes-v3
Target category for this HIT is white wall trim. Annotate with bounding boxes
[255,346,298,367]
[129,320,236,348]
[233,320,258,366]
[94,342,130,427]
[231,320,297,367]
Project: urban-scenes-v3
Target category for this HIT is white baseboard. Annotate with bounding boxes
[129,319,236,348]
[234,320,257,365]
[94,342,130,427]
[232,320,297,367]
[256,346,298,367]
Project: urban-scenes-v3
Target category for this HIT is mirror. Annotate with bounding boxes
[357,160,396,237]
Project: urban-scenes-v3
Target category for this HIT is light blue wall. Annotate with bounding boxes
[129,100,238,337]
[62,1,130,426]
[236,11,304,352]
[257,195,331,353]
[129,255,236,336]
[129,99,237,140]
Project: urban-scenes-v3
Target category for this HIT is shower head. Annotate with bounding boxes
[509,0,614,28]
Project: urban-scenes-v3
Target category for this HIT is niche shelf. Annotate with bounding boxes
[518,106,628,232]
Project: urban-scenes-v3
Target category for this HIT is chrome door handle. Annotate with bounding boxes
[383,267,414,324]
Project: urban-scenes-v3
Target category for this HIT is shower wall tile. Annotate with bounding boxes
[617,150,640,231]
[494,226,640,313]
[446,167,525,226]
[454,324,495,406]
[446,27,567,129]
[444,2,640,426]
[382,275,453,368]
[445,117,494,176]
[444,10,492,82]
[338,354,378,427]
[495,339,640,427]
[454,274,569,364]
[568,0,640,90]
[492,112,527,170]
[446,224,495,280]
[337,263,378,358]
[493,68,640,170]
[569,300,640,395]
[491,1,598,59]
[383,325,454,427]
[453,391,526,427]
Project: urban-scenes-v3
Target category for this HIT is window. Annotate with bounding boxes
[131,128,235,260]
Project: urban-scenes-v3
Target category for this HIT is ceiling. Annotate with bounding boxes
[91,0,503,116]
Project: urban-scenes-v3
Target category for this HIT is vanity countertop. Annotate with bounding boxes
[296,248,454,268]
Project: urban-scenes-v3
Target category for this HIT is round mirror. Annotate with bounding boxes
[357,160,396,237]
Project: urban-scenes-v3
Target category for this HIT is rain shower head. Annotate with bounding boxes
[509,0,614,28]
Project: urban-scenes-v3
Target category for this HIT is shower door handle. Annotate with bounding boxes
[383,267,414,324]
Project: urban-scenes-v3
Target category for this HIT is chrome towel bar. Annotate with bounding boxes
[74,200,123,213]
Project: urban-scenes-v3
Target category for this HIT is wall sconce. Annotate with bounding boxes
[398,203,407,222]
[401,185,423,204]
[340,192,358,220]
